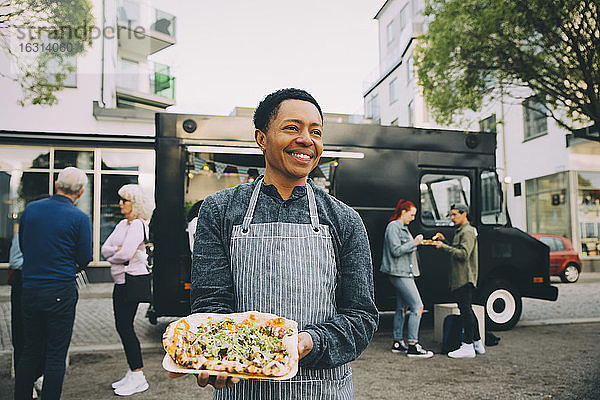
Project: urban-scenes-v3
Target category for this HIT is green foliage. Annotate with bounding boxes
[415,0,600,130]
[1,0,95,106]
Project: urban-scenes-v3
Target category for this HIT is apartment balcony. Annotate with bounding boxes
[117,0,176,56]
[116,60,175,109]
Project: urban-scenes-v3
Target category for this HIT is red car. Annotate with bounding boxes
[531,234,582,283]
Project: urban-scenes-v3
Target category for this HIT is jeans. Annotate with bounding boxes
[14,284,77,400]
[389,276,423,343]
[113,284,143,370]
[451,283,481,344]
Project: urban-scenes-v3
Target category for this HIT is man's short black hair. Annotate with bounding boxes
[253,88,323,133]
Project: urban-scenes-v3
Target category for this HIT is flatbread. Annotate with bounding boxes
[162,311,299,380]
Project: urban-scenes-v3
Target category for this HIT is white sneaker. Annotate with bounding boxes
[448,342,476,358]
[34,375,44,394]
[114,371,149,396]
[473,339,486,355]
[112,370,133,389]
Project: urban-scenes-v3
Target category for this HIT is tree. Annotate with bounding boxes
[0,0,94,106]
[414,0,599,131]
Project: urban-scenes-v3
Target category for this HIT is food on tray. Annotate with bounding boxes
[162,311,298,379]
[422,239,437,245]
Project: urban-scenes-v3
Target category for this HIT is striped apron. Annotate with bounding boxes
[214,179,353,400]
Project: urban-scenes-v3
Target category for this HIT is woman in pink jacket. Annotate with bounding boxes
[101,184,154,396]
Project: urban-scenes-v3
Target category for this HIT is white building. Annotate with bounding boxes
[364,0,600,271]
[0,0,177,279]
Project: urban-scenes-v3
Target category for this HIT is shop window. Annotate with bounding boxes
[420,173,470,226]
[526,172,570,239]
[408,100,415,126]
[481,170,507,225]
[366,94,380,122]
[523,96,547,140]
[0,147,154,264]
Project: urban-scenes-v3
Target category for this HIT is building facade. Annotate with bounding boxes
[364,0,600,271]
[0,0,177,279]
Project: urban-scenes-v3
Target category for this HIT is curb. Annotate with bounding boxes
[517,317,600,327]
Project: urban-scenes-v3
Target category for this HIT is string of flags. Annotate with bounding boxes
[192,156,336,182]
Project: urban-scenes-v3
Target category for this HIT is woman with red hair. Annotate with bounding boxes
[380,199,433,358]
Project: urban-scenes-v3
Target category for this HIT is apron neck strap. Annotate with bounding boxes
[241,177,320,232]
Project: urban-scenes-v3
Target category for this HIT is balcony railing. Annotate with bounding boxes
[116,60,175,107]
[117,0,176,55]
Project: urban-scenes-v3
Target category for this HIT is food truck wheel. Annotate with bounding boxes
[479,280,522,331]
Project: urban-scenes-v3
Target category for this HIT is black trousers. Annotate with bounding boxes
[113,284,143,370]
[10,269,24,373]
[451,283,481,344]
[15,284,77,400]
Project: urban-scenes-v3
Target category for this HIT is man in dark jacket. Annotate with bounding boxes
[434,203,485,358]
[14,167,92,400]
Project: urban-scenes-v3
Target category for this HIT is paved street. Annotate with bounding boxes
[1,273,599,399]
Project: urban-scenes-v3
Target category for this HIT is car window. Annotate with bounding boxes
[553,237,565,251]
[539,236,555,250]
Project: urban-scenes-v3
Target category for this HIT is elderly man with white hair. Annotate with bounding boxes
[14,167,92,400]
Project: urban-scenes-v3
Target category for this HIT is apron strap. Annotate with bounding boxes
[241,177,320,232]
[306,182,320,232]
[241,177,263,233]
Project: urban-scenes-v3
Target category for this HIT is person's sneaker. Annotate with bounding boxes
[473,339,486,355]
[112,370,132,389]
[391,339,408,353]
[406,343,434,358]
[114,371,149,396]
[34,376,44,394]
[448,342,476,358]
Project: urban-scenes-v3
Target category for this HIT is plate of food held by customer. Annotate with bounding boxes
[162,311,299,380]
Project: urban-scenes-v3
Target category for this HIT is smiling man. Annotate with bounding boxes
[185,88,378,399]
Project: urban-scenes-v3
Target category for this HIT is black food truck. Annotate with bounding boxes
[149,112,558,331]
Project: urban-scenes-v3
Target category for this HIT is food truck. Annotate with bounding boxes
[148,112,558,331]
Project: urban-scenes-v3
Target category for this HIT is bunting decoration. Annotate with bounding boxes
[237,166,249,182]
[194,156,207,173]
[215,162,227,179]
[191,157,336,182]
[319,163,331,180]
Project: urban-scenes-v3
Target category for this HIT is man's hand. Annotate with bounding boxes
[298,331,313,359]
[414,234,424,246]
[434,241,443,249]
[433,232,445,241]
[167,371,240,390]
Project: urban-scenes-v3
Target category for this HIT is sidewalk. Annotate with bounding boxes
[0,283,176,357]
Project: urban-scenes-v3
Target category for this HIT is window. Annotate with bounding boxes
[526,172,570,239]
[400,4,409,30]
[523,96,547,140]
[577,171,600,256]
[420,173,471,226]
[412,0,423,15]
[389,78,398,104]
[386,20,395,45]
[481,170,507,225]
[366,94,380,121]
[0,147,154,264]
[408,100,415,126]
[406,56,414,83]
[539,236,565,252]
[479,114,497,133]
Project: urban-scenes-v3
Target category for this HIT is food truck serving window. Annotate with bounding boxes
[420,174,471,226]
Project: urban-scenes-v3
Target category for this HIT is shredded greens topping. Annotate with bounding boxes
[192,318,292,365]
